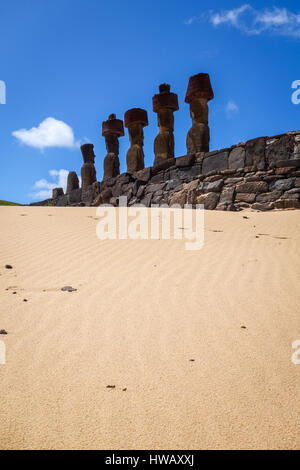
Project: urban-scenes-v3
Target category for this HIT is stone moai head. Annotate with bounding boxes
[66,171,79,194]
[102,114,124,179]
[80,143,97,188]
[124,108,148,174]
[185,73,214,154]
[102,113,124,155]
[81,143,96,164]
[152,83,179,165]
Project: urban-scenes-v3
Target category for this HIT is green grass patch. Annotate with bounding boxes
[0,200,22,206]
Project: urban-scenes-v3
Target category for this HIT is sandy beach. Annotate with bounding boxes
[0,206,299,450]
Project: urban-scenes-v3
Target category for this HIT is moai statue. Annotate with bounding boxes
[124,108,148,174]
[102,114,124,179]
[52,188,64,199]
[152,83,179,166]
[185,73,214,154]
[81,143,97,189]
[66,171,79,194]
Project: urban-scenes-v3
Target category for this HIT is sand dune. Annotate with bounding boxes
[0,206,299,450]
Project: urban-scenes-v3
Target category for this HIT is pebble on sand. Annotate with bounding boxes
[5,265,13,269]
[0,329,8,335]
[61,286,77,292]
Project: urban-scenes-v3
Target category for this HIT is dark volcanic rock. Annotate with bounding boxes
[245,137,266,169]
[176,154,195,168]
[66,172,79,194]
[152,158,175,174]
[252,202,275,211]
[203,179,223,193]
[196,192,219,210]
[236,181,268,193]
[219,187,235,205]
[266,134,294,168]
[235,193,256,203]
[52,187,64,199]
[169,190,187,207]
[269,178,295,192]
[256,191,282,203]
[228,147,245,169]
[135,168,151,183]
[68,188,82,204]
[202,151,228,174]
[275,199,300,209]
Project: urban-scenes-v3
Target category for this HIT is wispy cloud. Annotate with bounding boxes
[30,169,70,200]
[186,5,300,38]
[226,100,239,119]
[13,117,80,151]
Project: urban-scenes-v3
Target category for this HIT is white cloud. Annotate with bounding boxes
[226,100,239,118]
[186,5,300,38]
[30,169,70,200]
[13,117,80,151]
[211,4,251,27]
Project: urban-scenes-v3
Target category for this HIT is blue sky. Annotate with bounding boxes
[0,0,300,203]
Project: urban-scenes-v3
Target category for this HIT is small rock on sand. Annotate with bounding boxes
[5,265,13,269]
[61,286,77,292]
[0,329,8,335]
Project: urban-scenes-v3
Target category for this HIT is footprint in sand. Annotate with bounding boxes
[256,233,290,240]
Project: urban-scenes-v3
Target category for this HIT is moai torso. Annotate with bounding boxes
[185,73,214,154]
[66,171,79,193]
[124,108,148,174]
[81,144,97,188]
[186,98,210,154]
[102,114,124,179]
[152,84,178,166]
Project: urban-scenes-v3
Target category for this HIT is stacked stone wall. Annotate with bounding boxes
[34,131,300,211]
